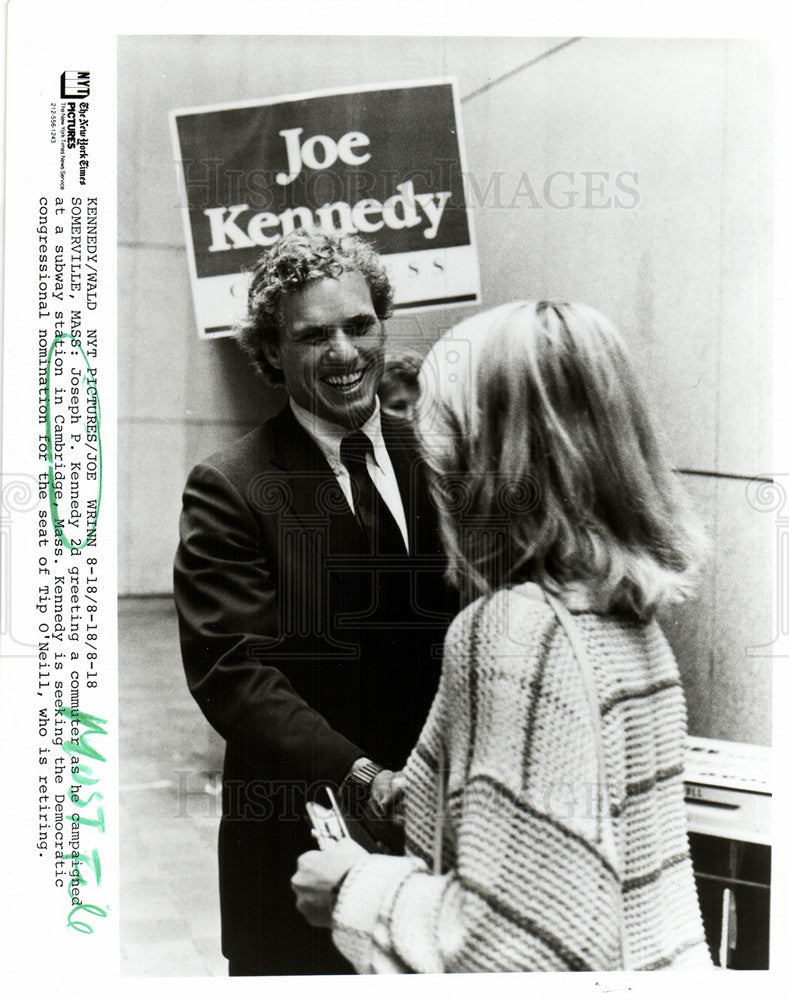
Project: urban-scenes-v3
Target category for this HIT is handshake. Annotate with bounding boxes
[308,767,407,856]
[296,768,407,930]
[368,768,406,822]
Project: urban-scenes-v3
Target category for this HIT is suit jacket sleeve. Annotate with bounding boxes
[174,458,363,790]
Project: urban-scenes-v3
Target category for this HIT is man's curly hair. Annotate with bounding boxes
[235,230,395,385]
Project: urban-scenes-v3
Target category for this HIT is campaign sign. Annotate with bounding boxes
[171,80,480,338]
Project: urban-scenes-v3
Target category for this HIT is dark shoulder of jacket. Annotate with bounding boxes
[186,413,282,493]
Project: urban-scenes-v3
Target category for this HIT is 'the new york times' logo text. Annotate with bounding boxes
[60,71,90,99]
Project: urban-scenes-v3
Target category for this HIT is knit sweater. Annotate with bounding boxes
[332,583,712,973]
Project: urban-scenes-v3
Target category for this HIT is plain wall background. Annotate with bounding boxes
[117,35,772,745]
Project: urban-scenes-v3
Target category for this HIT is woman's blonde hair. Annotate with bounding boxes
[416,301,706,619]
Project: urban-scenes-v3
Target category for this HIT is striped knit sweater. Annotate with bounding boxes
[332,583,712,973]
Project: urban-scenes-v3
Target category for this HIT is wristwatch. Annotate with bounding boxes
[341,757,405,854]
[341,757,383,813]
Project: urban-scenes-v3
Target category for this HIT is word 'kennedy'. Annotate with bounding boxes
[203,126,452,252]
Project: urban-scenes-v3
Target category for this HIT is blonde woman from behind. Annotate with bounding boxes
[292,301,713,974]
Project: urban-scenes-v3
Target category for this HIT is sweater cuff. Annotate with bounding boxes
[331,854,424,972]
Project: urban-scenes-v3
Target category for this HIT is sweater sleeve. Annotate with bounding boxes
[331,591,624,973]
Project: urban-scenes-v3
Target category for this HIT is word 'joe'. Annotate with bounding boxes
[276,128,370,186]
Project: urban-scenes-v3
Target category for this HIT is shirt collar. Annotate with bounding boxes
[289,397,385,473]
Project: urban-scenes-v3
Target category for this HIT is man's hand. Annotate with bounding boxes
[292,839,368,927]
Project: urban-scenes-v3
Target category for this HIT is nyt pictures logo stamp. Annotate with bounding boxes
[60,71,90,99]
[54,72,92,187]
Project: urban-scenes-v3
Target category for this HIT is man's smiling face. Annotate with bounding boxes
[264,270,386,430]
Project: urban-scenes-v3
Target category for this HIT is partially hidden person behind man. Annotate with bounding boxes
[173,230,453,976]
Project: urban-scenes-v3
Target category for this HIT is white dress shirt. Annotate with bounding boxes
[289,398,410,552]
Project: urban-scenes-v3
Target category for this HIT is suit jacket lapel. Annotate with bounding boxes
[268,405,368,555]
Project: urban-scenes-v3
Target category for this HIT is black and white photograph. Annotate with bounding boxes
[116,30,773,979]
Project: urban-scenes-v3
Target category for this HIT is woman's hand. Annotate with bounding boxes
[292,839,369,927]
[369,768,407,822]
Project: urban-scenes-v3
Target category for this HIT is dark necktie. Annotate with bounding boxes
[340,430,407,555]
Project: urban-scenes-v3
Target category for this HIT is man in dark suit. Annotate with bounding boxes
[174,230,452,976]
